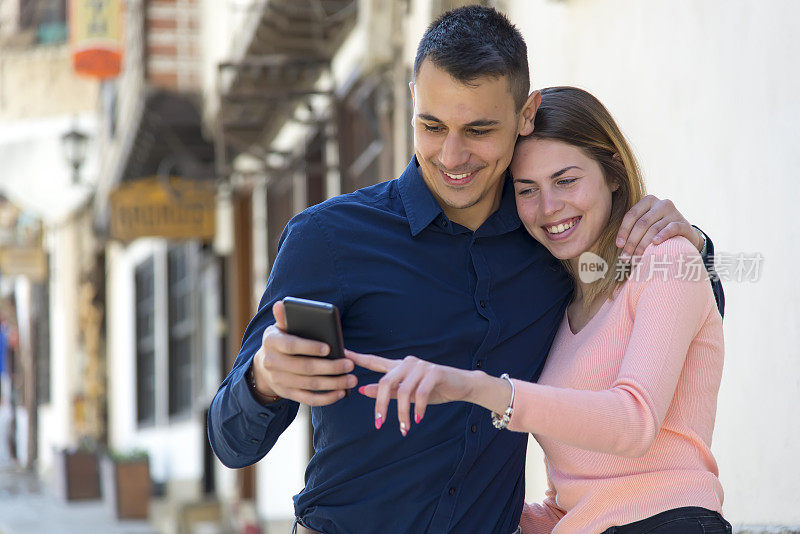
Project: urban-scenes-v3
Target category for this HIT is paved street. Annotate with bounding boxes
[0,461,158,534]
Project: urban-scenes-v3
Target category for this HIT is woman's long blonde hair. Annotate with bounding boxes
[520,86,647,309]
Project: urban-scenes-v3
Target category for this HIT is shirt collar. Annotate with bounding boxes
[397,156,446,237]
[479,171,522,237]
[397,156,522,237]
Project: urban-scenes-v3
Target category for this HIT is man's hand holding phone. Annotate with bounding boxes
[250,299,357,406]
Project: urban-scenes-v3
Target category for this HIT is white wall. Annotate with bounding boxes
[106,239,204,486]
[507,0,800,526]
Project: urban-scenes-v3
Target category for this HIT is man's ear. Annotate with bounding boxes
[409,81,416,128]
[518,90,541,136]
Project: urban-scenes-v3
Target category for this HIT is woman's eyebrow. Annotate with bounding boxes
[551,166,582,179]
[513,166,583,184]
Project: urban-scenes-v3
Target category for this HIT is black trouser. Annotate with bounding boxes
[600,507,732,534]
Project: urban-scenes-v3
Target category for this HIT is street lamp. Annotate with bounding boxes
[61,126,89,185]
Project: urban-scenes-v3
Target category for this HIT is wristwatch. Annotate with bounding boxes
[692,225,708,257]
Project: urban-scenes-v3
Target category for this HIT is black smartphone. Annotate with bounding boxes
[282,297,345,360]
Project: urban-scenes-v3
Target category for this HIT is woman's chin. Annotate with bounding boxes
[538,241,578,261]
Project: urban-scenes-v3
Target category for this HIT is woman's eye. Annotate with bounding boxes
[557,178,577,186]
[516,188,538,197]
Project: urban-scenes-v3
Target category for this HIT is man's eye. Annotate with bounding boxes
[423,124,443,133]
[468,129,490,136]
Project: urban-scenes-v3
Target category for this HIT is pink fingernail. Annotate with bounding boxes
[358,386,366,395]
[375,414,383,430]
[415,413,421,424]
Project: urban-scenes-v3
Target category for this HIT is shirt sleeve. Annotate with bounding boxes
[519,458,564,534]
[692,225,725,318]
[506,237,715,458]
[207,208,348,468]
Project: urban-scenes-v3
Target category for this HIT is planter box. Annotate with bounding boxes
[101,455,151,519]
[53,449,101,501]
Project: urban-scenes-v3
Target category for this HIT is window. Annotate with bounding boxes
[19,0,67,45]
[167,244,194,417]
[135,258,156,426]
[337,75,394,193]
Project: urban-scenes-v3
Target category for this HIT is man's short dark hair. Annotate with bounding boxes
[413,5,530,111]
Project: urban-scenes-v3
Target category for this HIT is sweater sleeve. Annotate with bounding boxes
[506,238,714,458]
[519,458,564,534]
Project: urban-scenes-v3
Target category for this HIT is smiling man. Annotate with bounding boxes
[208,6,722,534]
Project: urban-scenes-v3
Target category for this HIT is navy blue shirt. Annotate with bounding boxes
[208,157,723,534]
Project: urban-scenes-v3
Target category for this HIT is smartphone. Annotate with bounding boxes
[282,297,345,360]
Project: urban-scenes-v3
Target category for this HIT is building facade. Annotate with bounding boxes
[1,0,797,531]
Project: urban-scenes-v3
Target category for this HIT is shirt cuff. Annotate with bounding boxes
[231,357,289,447]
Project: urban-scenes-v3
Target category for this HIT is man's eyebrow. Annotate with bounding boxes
[416,113,500,127]
[465,119,500,127]
[512,166,583,183]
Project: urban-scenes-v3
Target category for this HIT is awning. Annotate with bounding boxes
[216,0,357,151]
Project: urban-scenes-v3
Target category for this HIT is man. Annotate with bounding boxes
[208,6,723,533]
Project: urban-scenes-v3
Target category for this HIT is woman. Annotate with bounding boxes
[347,87,729,533]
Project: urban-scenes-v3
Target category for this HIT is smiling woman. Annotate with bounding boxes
[512,86,646,312]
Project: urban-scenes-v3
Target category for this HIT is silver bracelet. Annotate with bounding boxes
[491,373,515,430]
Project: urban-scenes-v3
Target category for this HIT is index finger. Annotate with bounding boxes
[345,349,395,373]
[616,195,655,247]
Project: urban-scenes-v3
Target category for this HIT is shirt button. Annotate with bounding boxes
[259,413,268,418]
[471,424,477,433]
[476,360,482,369]
[448,487,456,496]
[250,438,259,444]
[479,300,486,308]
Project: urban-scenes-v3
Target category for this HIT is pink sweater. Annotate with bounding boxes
[512,237,724,534]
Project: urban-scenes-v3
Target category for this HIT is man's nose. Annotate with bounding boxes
[438,132,469,170]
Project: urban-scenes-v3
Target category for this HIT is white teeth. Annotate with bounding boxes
[546,219,577,234]
[443,171,470,180]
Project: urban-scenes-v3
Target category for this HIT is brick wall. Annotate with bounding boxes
[145,0,201,92]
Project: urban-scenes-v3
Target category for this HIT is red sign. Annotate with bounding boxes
[69,0,124,79]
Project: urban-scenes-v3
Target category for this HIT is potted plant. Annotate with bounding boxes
[53,444,101,501]
[101,448,151,519]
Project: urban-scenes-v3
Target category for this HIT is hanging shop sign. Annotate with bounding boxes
[69,0,124,79]
[110,177,216,241]
[0,201,47,281]
[0,248,48,281]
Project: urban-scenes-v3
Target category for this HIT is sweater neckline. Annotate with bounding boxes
[564,295,615,337]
